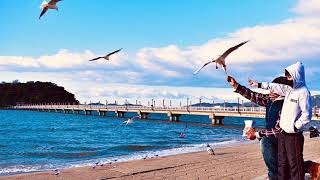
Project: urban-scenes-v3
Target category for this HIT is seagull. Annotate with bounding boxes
[89,49,122,62]
[193,41,249,75]
[123,116,139,126]
[206,144,215,155]
[53,169,60,176]
[143,156,148,160]
[39,0,62,19]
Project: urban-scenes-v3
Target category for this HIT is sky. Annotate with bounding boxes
[1,0,320,105]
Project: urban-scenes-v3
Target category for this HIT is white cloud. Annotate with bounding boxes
[1,0,320,104]
[292,0,320,16]
[0,49,129,70]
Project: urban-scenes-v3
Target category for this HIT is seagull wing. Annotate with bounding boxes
[89,57,103,61]
[193,60,215,75]
[39,7,48,19]
[106,48,122,58]
[220,40,249,59]
[49,0,62,5]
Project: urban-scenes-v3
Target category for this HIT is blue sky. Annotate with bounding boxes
[1,0,320,104]
[0,0,294,55]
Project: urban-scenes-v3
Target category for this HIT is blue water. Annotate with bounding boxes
[0,110,317,175]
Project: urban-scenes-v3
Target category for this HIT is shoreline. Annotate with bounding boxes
[0,139,252,176]
[2,136,320,180]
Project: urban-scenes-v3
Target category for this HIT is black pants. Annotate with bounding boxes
[278,131,304,180]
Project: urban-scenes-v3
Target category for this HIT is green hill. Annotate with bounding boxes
[0,81,79,107]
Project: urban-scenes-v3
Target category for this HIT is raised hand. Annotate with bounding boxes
[227,76,239,89]
[248,79,258,87]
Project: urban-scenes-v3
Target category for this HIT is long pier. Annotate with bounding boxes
[13,105,320,125]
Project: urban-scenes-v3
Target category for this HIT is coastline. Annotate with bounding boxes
[2,136,320,180]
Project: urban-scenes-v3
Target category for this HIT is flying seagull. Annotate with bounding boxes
[206,144,215,155]
[123,116,139,125]
[39,0,62,19]
[193,41,249,75]
[89,49,122,62]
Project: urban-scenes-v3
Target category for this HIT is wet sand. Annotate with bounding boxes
[1,136,320,180]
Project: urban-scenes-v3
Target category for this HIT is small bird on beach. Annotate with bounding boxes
[89,49,122,62]
[143,156,148,160]
[206,144,215,155]
[39,0,62,19]
[53,169,60,176]
[92,162,100,169]
[193,40,249,75]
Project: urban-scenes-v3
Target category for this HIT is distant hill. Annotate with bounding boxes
[0,81,79,107]
[311,95,320,107]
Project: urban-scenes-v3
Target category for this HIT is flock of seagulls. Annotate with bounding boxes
[38,1,249,74]
[37,1,243,175]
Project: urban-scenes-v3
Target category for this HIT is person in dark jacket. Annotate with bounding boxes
[227,76,320,180]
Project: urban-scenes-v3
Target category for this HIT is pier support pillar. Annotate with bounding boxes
[209,114,224,125]
[115,110,125,118]
[99,111,106,116]
[167,112,181,122]
[85,110,92,116]
[138,111,149,119]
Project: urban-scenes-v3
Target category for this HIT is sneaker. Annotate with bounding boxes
[309,162,320,180]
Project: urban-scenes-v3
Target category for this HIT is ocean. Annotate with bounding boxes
[0,110,317,176]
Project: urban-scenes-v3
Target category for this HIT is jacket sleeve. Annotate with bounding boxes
[294,92,312,130]
[260,82,292,97]
[255,119,282,138]
[235,84,269,107]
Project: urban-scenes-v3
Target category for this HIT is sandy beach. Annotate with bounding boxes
[1,136,319,180]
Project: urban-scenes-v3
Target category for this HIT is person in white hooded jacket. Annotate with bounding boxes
[249,62,311,180]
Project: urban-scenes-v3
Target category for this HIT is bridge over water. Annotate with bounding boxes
[13,104,320,125]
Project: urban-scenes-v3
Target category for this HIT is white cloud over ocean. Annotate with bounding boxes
[1,0,320,103]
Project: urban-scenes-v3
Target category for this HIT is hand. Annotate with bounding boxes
[246,128,256,140]
[269,91,280,101]
[227,76,239,89]
[248,79,258,87]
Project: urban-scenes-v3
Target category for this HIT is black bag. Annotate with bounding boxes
[309,126,319,138]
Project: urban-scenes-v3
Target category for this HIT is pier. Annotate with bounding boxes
[13,104,320,125]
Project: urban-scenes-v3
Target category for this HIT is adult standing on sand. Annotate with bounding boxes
[227,75,287,180]
[249,62,312,180]
[227,75,320,180]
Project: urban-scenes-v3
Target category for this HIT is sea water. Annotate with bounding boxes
[0,110,317,175]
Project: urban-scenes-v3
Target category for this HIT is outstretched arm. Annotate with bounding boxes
[227,76,269,107]
[249,80,291,97]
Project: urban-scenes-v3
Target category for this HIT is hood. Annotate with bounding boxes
[285,62,306,88]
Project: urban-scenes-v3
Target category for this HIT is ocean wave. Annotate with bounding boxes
[0,139,252,176]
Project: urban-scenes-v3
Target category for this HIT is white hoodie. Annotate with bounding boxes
[260,62,311,133]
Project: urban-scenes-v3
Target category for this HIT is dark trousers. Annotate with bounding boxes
[261,136,278,180]
[278,131,304,180]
